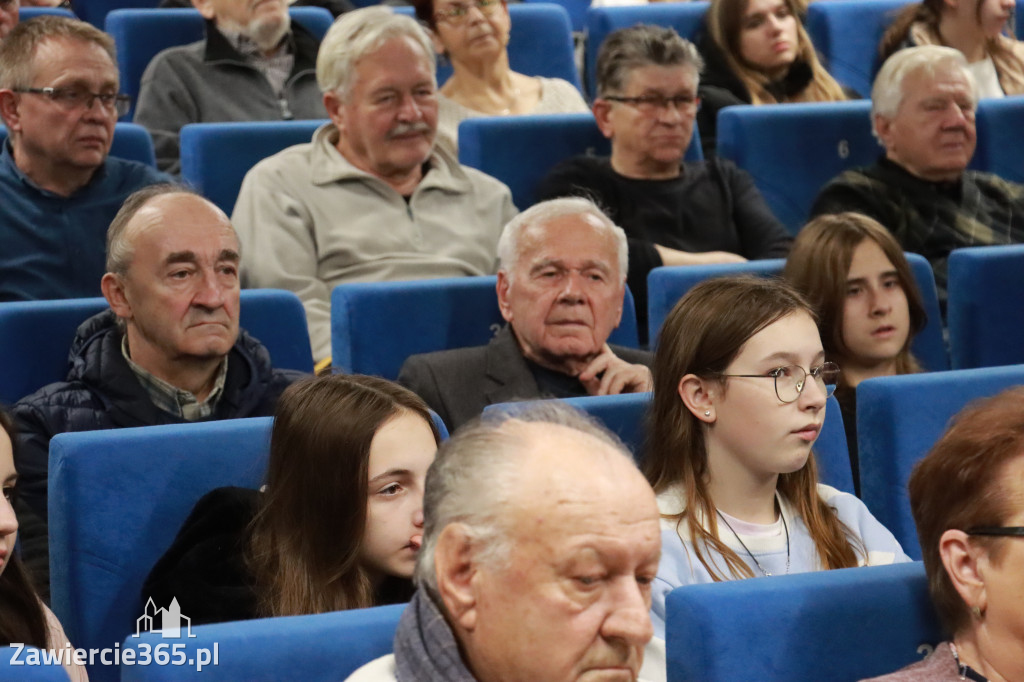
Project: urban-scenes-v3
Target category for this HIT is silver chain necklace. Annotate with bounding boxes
[716,505,791,577]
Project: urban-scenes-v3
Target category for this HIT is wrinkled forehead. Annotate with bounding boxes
[126,194,238,253]
[517,214,620,267]
[900,63,973,103]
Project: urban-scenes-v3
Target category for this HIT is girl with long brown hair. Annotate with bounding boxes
[696,0,850,156]
[0,410,87,681]
[645,277,908,638]
[144,374,440,623]
[784,213,927,491]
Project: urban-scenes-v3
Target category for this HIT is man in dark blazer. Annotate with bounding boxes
[399,197,652,431]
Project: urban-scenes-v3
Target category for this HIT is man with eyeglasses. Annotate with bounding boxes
[134,0,327,174]
[0,16,171,303]
[234,7,516,365]
[812,45,1024,303]
[536,25,791,343]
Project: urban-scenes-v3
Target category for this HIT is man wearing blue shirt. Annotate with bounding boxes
[0,16,170,302]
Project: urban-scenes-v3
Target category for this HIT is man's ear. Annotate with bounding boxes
[323,90,344,133]
[434,523,481,632]
[939,528,988,616]
[874,114,895,153]
[592,99,615,140]
[496,270,513,323]
[678,373,717,423]
[191,0,216,20]
[101,272,133,321]
[0,90,22,133]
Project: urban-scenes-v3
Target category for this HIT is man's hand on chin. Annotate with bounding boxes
[578,344,653,396]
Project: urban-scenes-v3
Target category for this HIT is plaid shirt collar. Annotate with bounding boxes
[121,334,228,421]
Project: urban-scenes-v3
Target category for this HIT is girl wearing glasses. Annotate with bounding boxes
[0,410,88,681]
[411,0,588,153]
[784,213,927,494]
[867,388,1024,681]
[645,277,908,637]
[696,0,850,157]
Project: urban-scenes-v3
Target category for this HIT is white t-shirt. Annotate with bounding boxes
[967,57,1005,98]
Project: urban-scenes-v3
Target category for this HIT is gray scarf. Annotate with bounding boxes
[394,589,477,682]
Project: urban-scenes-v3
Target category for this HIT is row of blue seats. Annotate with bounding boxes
[4,242,1024,405]
[31,350,1023,681]
[1,562,941,681]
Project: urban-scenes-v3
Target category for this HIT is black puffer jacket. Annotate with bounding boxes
[11,310,305,591]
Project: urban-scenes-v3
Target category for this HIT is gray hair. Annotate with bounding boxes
[316,6,435,97]
[106,184,234,276]
[497,197,628,283]
[871,45,977,140]
[0,15,116,90]
[414,401,633,592]
[596,24,703,99]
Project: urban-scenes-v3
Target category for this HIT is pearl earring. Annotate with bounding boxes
[704,410,711,417]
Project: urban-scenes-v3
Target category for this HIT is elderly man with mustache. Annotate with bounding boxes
[233,7,517,365]
[12,184,306,599]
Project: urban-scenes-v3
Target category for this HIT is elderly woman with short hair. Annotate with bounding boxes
[865,387,1024,681]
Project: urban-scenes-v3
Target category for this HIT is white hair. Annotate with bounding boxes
[414,402,633,594]
[496,197,628,283]
[316,6,435,97]
[871,45,977,140]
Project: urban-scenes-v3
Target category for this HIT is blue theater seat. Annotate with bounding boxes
[858,364,1024,559]
[717,101,879,233]
[77,0,160,29]
[105,7,333,120]
[525,0,590,33]
[0,647,72,680]
[805,0,914,98]
[947,244,1024,369]
[973,97,1024,184]
[331,276,641,380]
[120,604,404,681]
[458,112,701,209]
[584,3,708,96]
[665,562,942,682]
[0,122,156,167]
[17,6,76,20]
[0,289,313,405]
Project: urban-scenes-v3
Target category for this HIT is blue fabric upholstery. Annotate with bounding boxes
[17,7,76,20]
[0,647,72,680]
[458,112,701,210]
[973,97,1024,183]
[584,3,708,97]
[105,7,333,120]
[805,0,914,98]
[179,119,325,215]
[0,122,156,167]
[904,254,949,372]
[717,101,878,233]
[77,0,160,29]
[646,260,785,345]
[858,365,1024,559]
[483,393,854,494]
[330,276,640,379]
[665,562,942,682]
[119,604,404,681]
[49,418,275,682]
[948,244,1024,369]
[0,289,313,405]
[525,0,590,32]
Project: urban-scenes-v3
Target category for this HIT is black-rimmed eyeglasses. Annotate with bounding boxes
[603,94,701,115]
[966,527,1024,538]
[14,86,132,118]
[717,362,841,404]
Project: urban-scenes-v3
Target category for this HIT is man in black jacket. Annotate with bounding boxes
[12,184,305,595]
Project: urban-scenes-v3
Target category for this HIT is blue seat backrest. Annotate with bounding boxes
[717,101,879,233]
[483,393,853,493]
[458,112,701,209]
[666,562,942,682]
[584,3,708,97]
[525,0,589,32]
[18,6,76,20]
[179,119,325,215]
[948,244,1024,369]
[77,0,160,29]
[805,0,914,98]
[646,260,785,345]
[0,122,156,167]
[106,7,333,120]
[0,289,313,406]
[0,647,72,680]
[973,97,1024,184]
[331,276,641,380]
[858,365,1024,559]
[905,254,949,372]
[120,603,404,682]
[49,418,275,682]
